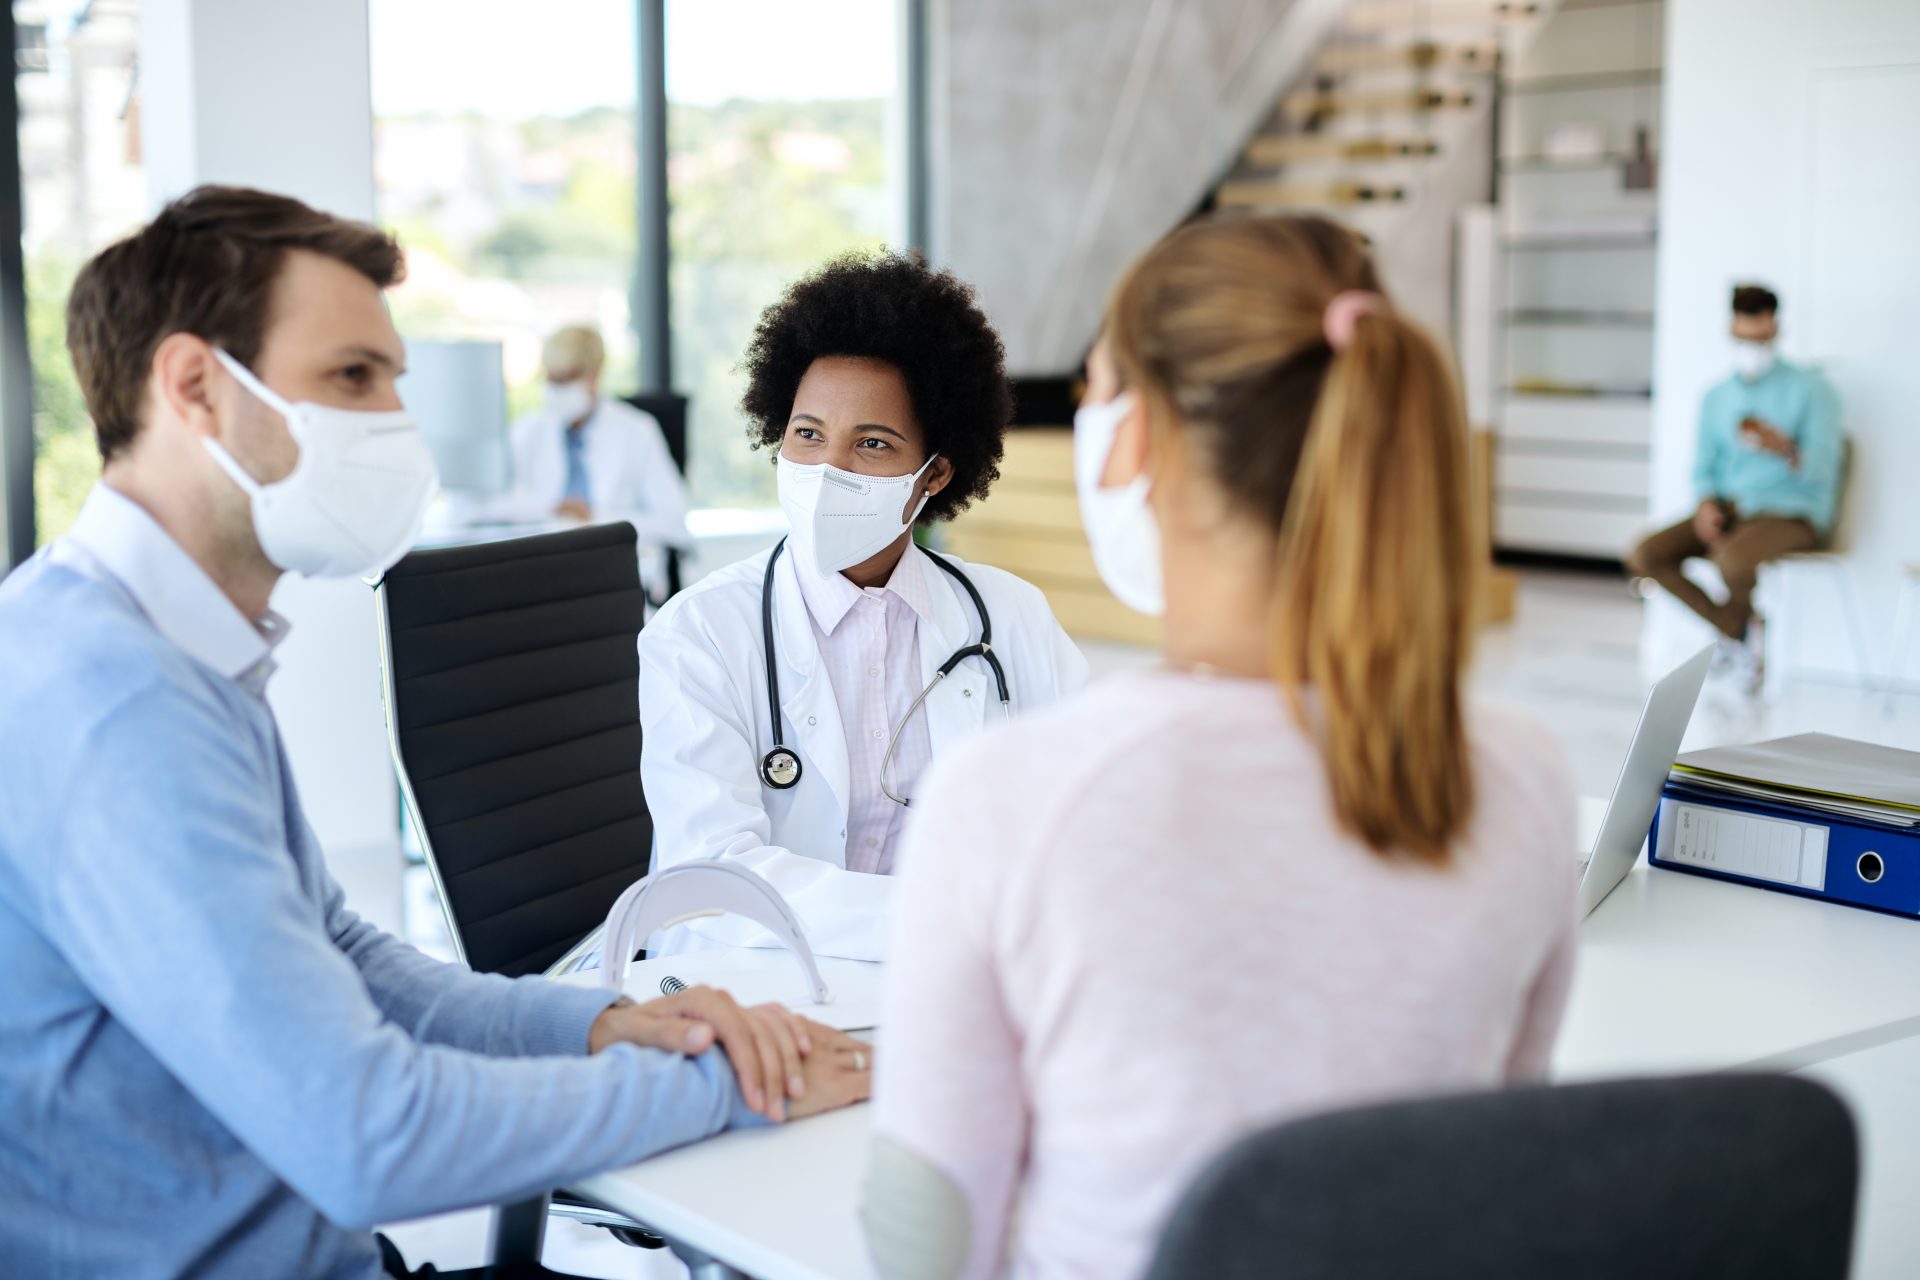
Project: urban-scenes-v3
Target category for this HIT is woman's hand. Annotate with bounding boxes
[787,1023,875,1121]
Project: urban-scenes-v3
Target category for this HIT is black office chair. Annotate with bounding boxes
[1144,1074,1858,1280]
[621,390,689,602]
[377,522,666,1253]
[377,521,653,977]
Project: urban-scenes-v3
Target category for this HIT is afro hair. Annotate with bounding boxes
[740,250,1012,523]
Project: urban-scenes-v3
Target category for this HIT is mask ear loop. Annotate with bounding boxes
[899,452,942,525]
[212,347,297,418]
[203,349,294,499]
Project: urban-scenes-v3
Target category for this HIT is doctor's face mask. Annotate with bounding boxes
[775,355,949,577]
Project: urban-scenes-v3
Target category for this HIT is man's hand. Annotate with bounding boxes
[1693,499,1730,546]
[1739,416,1800,466]
[588,986,818,1121]
[554,497,594,522]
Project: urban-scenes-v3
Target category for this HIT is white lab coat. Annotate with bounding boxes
[495,398,691,548]
[638,543,1090,961]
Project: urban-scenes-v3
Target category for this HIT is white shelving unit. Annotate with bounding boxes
[1490,0,1664,560]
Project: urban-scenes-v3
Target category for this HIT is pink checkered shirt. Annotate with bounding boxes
[791,546,936,875]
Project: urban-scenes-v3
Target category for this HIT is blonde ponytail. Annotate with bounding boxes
[1108,215,1482,863]
[1272,306,1480,863]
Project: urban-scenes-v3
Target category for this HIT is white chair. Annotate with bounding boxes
[1886,564,1920,699]
[1754,438,1873,695]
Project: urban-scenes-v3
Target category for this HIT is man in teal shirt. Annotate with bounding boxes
[1627,284,1843,673]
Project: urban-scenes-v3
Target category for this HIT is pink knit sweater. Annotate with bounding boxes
[871,669,1578,1280]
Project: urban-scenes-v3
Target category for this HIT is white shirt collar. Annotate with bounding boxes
[791,540,936,637]
[63,484,290,688]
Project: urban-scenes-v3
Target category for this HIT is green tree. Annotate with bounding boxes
[27,250,99,544]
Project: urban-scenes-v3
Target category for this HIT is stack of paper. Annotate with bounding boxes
[1670,734,1920,829]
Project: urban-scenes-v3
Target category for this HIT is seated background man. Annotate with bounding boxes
[1626,284,1842,681]
[493,324,690,549]
[0,186,866,1280]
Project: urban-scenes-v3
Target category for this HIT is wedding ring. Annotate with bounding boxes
[852,1049,868,1071]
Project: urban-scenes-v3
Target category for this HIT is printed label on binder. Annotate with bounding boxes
[1656,802,1827,890]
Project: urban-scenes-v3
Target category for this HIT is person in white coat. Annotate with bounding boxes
[639,253,1088,961]
[496,324,691,552]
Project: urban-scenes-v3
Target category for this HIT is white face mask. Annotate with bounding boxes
[1732,340,1776,382]
[776,452,938,578]
[1073,390,1163,616]
[543,379,595,424]
[206,348,440,580]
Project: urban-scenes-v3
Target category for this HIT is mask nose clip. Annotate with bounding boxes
[821,469,867,494]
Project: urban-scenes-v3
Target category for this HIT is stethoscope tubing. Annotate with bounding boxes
[758,537,1010,804]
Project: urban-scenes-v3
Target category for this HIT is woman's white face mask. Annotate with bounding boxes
[205,348,440,580]
[776,452,939,578]
[1073,390,1164,615]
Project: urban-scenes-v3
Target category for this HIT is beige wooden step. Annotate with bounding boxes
[1282,86,1475,121]
[1344,0,1541,32]
[1314,39,1501,75]
[1243,133,1440,166]
[1215,179,1409,209]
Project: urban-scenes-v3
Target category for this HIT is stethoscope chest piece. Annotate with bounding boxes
[761,746,803,790]
[758,536,1007,805]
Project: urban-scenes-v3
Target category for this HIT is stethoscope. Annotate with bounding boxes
[758,537,1011,806]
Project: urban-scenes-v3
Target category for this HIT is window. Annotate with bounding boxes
[16,0,143,545]
[370,0,640,421]
[666,0,903,508]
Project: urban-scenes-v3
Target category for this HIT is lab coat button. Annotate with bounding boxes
[963,687,973,698]
[807,715,817,726]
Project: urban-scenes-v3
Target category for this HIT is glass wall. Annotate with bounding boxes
[16,0,143,544]
[666,0,902,507]
[369,0,639,422]
[12,1,910,530]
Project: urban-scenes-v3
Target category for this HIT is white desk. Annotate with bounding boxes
[572,809,1920,1280]
[1556,856,1920,1077]
[572,954,878,1280]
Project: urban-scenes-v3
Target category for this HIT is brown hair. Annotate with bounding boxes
[1731,283,1779,317]
[66,185,405,461]
[1107,215,1482,863]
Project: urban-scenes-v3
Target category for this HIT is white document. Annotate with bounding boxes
[1656,801,1828,891]
[625,953,885,1033]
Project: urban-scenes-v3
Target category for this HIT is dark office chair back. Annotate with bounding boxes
[378,523,652,976]
[621,391,688,475]
[1144,1074,1858,1280]
[620,391,689,600]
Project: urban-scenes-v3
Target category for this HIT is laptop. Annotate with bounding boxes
[1576,644,1714,917]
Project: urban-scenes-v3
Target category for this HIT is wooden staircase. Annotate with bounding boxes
[1209,0,1552,242]
[945,0,1573,646]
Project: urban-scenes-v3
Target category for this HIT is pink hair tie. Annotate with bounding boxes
[1323,290,1385,352]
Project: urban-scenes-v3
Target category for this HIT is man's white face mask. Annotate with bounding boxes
[205,348,440,580]
[543,379,595,424]
[1732,339,1776,382]
[776,452,939,578]
[1073,390,1164,616]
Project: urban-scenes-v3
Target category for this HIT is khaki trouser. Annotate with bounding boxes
[1626,513,1820,640]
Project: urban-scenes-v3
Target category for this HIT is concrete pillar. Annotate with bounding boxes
[139,0,400,891]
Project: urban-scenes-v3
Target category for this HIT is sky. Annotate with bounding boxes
[369,0,899,119]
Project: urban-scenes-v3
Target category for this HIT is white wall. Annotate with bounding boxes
[1644,0,1920,681]
[140,0,400,869]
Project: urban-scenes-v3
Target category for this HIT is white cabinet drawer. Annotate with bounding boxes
[1499,395,1651,448]
[1497,450,1650,501]
[1495,500,1650,558]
